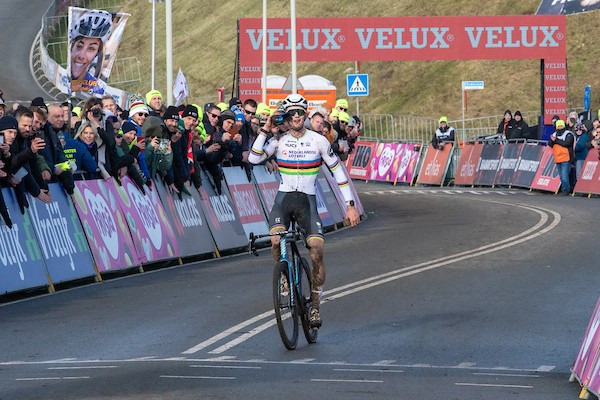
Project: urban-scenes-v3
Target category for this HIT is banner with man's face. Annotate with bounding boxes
[536,0,600,14]
[67,7,129,95]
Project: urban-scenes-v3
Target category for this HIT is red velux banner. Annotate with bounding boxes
[238,16,567,110]
[239,16,566,63]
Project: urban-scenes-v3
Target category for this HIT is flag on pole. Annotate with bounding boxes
[173,68,189,106]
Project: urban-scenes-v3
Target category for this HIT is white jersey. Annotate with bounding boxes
[249,129,353,201]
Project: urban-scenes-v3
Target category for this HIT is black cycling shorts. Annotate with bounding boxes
[269,191,324,240]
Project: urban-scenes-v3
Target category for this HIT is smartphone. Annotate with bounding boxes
[0,135,4,145]
[35,131,45,140]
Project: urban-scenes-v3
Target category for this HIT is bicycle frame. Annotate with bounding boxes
[249,222,307,308]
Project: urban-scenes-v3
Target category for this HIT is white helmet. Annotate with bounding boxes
[281,93,308,112]
[71,10,113,43]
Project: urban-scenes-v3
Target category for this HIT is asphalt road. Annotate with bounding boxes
[0,182,597,399]
[0,0,52,102]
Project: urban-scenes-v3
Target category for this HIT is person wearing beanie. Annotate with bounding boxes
[229,97,242,109]
[497,110,514,139]
[431,116,455,150]
[508,110,529,140]
[335,98,349,113]
[548,119,575,195]
[216,102,228,112]
[145,90,163,117]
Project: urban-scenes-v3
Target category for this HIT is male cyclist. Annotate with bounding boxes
[248,94,361,328]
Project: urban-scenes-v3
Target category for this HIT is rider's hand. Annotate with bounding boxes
[345,206,360,228]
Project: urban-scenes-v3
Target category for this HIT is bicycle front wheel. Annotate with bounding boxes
[299,257,318,344]
[273,262,298,350]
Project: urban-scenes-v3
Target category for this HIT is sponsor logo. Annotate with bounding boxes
[127,182,163,251]
[84,188,119,260]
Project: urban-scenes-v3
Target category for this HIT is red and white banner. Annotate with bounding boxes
[239,16,567,101]
[416,144,453,186]
[530,146,562,192]
[574,151,600,196]
[455,142,483,186]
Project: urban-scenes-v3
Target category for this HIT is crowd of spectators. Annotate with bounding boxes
[0,89,362,228]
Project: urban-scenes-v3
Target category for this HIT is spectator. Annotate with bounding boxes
[0,115,18,227]
[573,123,589,180]
[346,117,360,153]
[548,119,574,195]
[306,109,325,133]
[39,104,75,195]
[321,120,335,144]
[229,97,243,110]
[431,116,455,150]
[202,109,239,193]
[10,107,52,210]
[497,110,514,139]
[335,98,349,114]
[142,116,173,180]
[79,97,131,180]
[161,105,184,193]
[126,99,151,178]
[60,123,98,179]
[146,90,163,117]
[0,98,6,118]
[201,103,221,139]
[588,126,600,159]
[508,111,529,140]
[119,121,149,192]
[566,111,579,131]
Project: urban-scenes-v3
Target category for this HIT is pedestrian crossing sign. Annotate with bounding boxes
[346,74,369,97]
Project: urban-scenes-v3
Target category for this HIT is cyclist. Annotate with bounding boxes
[248,93,360,328]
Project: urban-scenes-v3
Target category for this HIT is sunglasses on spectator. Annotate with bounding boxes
[243,109,256,116]
[209,112,220,119]
[137,112,148,117]
[288,109,306,117]
[116,134,123,139]
[337,107,348,112]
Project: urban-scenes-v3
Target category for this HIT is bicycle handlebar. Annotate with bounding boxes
[248,225,309,257]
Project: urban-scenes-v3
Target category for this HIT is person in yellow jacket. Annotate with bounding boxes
[548,119,575,195]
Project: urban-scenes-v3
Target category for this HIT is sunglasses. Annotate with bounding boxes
[116,134,123,139]
[209,112,220,119]
[288,109,306,117]
[243,109,256,116]
[338,107,348,112]
[137,112,148,117]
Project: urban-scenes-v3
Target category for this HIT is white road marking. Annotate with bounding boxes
[455,382,533,389]
[312,378,383,383]
[161,375,235,380]
[183,201,560,355]
[16,376,90,381]
[47,366,118,370]
[334,368,403,373]
[190,364,261,370]
[472,372,539,378]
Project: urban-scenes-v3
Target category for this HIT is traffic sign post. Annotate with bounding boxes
[461,80,485,143]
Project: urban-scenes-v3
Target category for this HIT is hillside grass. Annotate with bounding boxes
[116,0,600,119]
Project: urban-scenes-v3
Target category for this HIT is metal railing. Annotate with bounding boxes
[360,109,586,145]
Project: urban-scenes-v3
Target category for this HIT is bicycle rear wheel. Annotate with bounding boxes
[298,257,318,344]
[273,262,298,350]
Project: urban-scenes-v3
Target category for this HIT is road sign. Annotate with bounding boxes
[462,80,484,90]
[347,74,369,97]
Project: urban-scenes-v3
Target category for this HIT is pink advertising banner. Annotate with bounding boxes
[572,296,600,392]
[252,165,280,214]
[530,146,562,193]
[368,143,421,184]
[72,179,138,273]
[109,177,179,263]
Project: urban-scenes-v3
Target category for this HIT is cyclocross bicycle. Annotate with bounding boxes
[249,221,318,350]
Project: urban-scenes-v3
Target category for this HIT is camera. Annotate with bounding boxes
[91,108,103,118]
[271,113,288,126]
[155,138,170,154]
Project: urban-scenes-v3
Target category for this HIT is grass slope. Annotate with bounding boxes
[116,0,600,119]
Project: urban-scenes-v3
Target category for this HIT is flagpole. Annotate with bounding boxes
[165,0,173,106]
